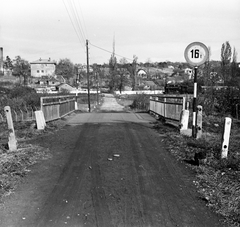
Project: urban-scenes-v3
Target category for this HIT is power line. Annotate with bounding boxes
[68,0,86,42]
[77,1,88,39]
[89,42,133,62]
[62,0,85,50]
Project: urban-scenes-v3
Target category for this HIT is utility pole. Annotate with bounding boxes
[86,39,91,112]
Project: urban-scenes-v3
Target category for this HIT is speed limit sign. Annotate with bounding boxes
[184,42,209,67]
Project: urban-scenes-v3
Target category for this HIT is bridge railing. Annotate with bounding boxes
[149,95,192,122]
[40,95,76,122]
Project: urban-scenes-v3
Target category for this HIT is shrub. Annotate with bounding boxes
[130,94,149,110]
[0,86,41,110]
[9,86,36,99]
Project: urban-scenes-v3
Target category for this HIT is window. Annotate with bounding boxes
[42,70,44,73]
[37,70,39,73]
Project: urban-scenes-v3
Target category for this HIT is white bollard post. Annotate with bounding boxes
[196,105,203,139]
[35,110,46,130]
[221,117,232,159]
[4,106,17,152]
[179,109,189,131]
[75,93,78,110]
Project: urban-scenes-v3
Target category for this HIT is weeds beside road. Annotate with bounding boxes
[0,120,66,202]
[153,115,240,227]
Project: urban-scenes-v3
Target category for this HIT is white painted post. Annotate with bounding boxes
[75,93,78,110]
[4,106,17,152]
[221,117,232,159]
[179,109,189,131]
[196,105,203,139]
[182,97,186,110]
[164,97,167,118]
[35,110,46,130]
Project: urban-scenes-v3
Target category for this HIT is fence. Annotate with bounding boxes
[149,95,192,122]
[0,107,36,122]
[40,95,76,122]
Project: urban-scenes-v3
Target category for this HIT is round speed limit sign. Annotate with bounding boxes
[184,42,209,67]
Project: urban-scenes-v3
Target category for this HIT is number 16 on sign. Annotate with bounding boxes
[184,42,209,138]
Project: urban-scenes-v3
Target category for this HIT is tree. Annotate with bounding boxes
[221,41,232,85]
[55,58,75,83]
[108,53,118,92]
[12,56,30,85]
[231,48,239,78]
[116,58,130,93]
[4,56,13,71]
[127,55,138,90]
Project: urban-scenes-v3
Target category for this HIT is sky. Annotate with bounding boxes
[0,0,240,65]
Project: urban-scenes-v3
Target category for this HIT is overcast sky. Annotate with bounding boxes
[0,0,239,64]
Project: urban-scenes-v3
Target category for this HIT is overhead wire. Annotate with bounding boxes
[68,0,86,42]
[62,0,85,50]
[76,1,88,39]
[72,0,87,40]
[62,1,134,63]
[89,42,133,62]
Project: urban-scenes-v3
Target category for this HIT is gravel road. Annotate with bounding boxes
[0,94,226,227]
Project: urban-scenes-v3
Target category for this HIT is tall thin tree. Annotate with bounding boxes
[221,41,232,85]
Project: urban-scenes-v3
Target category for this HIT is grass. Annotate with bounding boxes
[0,120,66,201]
[153,114,240,226]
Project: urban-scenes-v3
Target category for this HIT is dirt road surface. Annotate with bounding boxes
[0,94,226,227]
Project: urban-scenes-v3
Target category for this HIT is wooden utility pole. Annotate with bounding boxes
[86,39,91,112]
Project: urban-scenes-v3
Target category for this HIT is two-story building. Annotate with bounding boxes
[30,58,56,77]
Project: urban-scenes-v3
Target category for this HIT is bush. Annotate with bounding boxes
[199,87,240,116]
[9,86,36,99]
[0,86,41,110]
[130,94,149,110]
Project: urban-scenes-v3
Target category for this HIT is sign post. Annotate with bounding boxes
[184,42,209,138]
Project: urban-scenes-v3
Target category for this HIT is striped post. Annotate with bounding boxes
[221,117,232,159]
[196,105,202,139]
[192,67,198,138]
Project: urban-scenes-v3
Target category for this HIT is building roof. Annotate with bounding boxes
[30,58,56,64]
[137,69,147,74]
[144,81,156,86]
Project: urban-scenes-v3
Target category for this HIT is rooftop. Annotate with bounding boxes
[30,58,56,64]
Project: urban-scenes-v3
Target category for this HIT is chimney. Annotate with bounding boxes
[0,47,3,76]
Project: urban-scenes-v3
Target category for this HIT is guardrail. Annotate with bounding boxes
[40,95,76,122]
[149,95,192,122]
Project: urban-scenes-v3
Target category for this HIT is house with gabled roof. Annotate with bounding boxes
[137,69,147,79]
[30,58,56,77]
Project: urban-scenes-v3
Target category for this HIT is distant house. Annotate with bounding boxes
[32,75,64,86]
[143,81,157,90]
[30,58,56,77]
[137,69,147,78]
[56,83,74,93]
[167,75,184,84]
